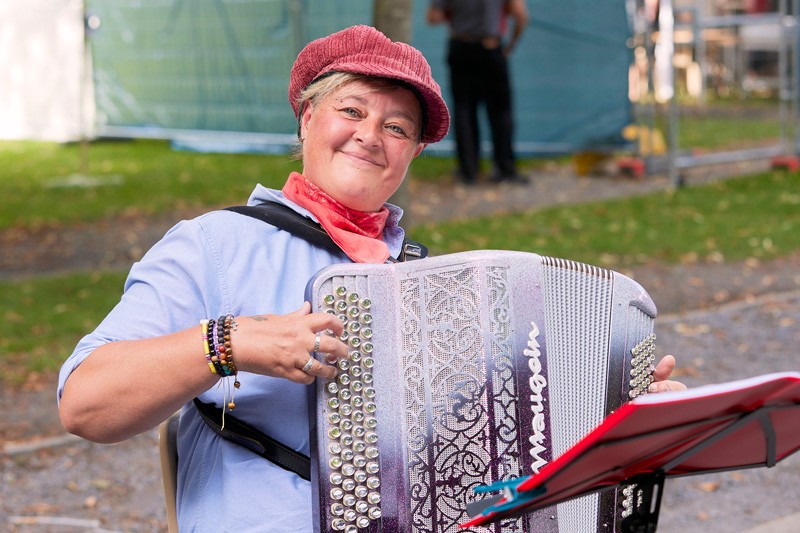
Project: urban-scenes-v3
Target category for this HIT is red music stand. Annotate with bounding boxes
[462,372,800,531]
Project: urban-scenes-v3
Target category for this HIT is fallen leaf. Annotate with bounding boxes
[673,323,711,336]
[697,481,721,492]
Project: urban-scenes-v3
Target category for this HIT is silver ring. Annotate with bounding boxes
[313,332,321,353]
[301,357,315,373]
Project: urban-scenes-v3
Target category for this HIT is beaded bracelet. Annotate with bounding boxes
[200,315,240,413]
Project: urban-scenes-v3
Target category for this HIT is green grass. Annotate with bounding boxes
[4,171,799,383]
[411,171,800,266]
[2,133,799,383]
[671,116,782,151]
[0,139,300,228]
[1,271,128,383]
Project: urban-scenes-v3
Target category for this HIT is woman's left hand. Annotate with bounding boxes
[648,354,688,393]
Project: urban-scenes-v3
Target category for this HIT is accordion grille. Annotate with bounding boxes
[542,257,613,532]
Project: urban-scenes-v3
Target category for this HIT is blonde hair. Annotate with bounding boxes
[290,72,424,159]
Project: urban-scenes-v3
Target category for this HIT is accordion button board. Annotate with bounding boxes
[305,250,658,533]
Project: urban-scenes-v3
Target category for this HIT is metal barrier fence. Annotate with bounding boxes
[629,0,800,185]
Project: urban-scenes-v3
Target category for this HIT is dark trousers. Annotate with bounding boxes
[447,38,517,182]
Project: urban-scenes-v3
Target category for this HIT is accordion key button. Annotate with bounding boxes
[366,461,379,474]
[356,501,369,514]
[330,472,343,485]
[353,440,366,453]
[349,337,362,349]
[340,434,354,447]
[364,402,377,414]
[329,442,343,455]
[335,286,347,297]
[338,314,348,325]
[351,381,363,393]
[365,418,377,430]
[367,491,381,504]
[331,487,345,499]
[327,382,339,394]
[338,359,350,372]
[362,344,374,355]
[340,419,353,432]
[347,292,359,303]
[354,469,367,482]
[361,328,373,339]
[363,387,375,399]
[350,351,362,363]
[365,446,379,459]
[329,456,343,469]
[367,476,380,489]
[339,403,353,416]
[338,373,351,386]
[353,426,366,438]
[362,313,372,324]
[365,432,378,444]
[331,502,345,515]
[328,412,342,425]
[323,294,336,306]
[335,300,348,312]
[350,366,363,379]
[339,389,352,402]
[328,427,342,439]
[351,396,364,408]
[368,507,382,519]
[331,518,346,530]
[359,298,371,310]
[328,397,340,409]
[342,464,356,477]
[344,525,358,533]
[341,448,354,462]
[351,409,364,422]
[343,494,357,507]
[342,478,356,491]
[357,515,370,528]
[353,455,367,468]
[325,308,336,315]
[363,356,374,368]
[354,485,368,498]
[347,308,361,320]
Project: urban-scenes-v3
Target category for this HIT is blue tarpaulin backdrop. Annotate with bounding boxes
[88,0,632,155]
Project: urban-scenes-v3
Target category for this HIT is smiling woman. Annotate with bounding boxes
[55,25,450,533]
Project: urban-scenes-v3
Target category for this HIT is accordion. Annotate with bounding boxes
[305,250,658,533]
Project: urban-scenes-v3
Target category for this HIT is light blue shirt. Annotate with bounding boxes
[57,185,406,532]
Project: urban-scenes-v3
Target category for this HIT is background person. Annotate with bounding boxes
[427,0,529,185]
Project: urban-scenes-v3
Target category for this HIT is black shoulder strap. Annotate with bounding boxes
[225,201,428,262]
[193,398,310,480]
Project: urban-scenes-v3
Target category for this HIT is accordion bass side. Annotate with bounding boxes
[305,250,658,533]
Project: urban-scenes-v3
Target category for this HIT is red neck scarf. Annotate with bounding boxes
[282,172,391,263]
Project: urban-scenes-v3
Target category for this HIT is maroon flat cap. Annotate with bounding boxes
[289,25,450,144]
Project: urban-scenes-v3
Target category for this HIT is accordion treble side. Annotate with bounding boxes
[306,250,658,533]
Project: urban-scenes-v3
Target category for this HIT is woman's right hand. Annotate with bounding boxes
[232,302,350,384]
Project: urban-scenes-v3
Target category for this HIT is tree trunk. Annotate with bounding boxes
[373,0,415,227]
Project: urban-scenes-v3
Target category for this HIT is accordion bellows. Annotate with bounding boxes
[305,250,658,533]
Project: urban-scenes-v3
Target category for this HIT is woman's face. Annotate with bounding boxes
[300,80,425,212]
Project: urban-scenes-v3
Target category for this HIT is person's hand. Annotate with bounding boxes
[648,354,688,393]
[232,302,350,384]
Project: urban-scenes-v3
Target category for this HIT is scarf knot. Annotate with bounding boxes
[282,172,391,263]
